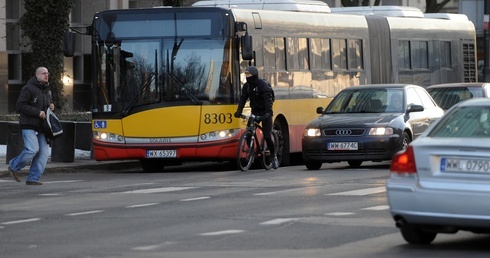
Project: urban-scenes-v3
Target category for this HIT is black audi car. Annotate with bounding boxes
[302,84,444,170]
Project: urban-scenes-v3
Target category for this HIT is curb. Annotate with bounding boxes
[0,160,141,178]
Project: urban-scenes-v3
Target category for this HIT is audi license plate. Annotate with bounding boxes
[147,150,177,158]
[441,158,490,173]
[328,142,358,150]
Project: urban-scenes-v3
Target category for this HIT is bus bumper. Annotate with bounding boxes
[92,140,239,161]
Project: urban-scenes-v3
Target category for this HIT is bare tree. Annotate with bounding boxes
[161,0,183,6]
[425,0,452,13]
[341,0,381,6]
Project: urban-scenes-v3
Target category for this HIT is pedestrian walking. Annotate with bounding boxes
[8,67,55,185]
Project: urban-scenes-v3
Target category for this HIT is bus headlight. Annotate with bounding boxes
[93,131,125,143]
[199,129,241,142]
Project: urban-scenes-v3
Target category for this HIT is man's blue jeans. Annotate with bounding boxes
[9,129,49,182]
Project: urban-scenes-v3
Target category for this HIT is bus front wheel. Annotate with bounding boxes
[140,159,165,172]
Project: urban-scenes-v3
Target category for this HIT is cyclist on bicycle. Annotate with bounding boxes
[234,66,279,169]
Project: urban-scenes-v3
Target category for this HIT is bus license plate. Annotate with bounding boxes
[147,150,177,158]
[441,158,490,173]
[328,142,358,150]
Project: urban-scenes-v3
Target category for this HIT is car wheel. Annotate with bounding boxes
[305,162,322,170]
[402,132,411,151]
[348,161,362,168]
[400,224,437,244]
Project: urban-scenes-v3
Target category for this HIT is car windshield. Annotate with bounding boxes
[428,106,490,137]
[324,88,404,114]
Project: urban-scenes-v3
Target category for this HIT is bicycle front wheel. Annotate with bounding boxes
[237,130,255,171]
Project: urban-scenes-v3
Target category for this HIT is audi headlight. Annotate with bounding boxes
[304,128,321,137]
[369,127,393,136]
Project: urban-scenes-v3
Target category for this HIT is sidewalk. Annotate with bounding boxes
[0,145,140,178]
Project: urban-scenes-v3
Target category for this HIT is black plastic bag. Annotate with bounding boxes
[43,108,63,139]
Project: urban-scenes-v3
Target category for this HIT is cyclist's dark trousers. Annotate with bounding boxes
[261,116,275,155]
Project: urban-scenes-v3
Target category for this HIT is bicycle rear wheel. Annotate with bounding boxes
[237,130,255,171]
[261,130,279,170]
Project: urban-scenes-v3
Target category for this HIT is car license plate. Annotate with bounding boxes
[441,158,490,173]
[146,150,177,158]
[328,142,358,150]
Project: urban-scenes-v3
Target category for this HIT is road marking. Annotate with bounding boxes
[119,187,196,194]
[254,187,316,196]
[260,218,298,225]
[132,244,164,251]
[39,193,63,196]
[125,203,159,208]
[44,180,83,184]
[132,242,178,251]
[119,183,156,188]
[327,187,386,196]
[199,230,245,236]
[361,205,389,211]
[66,210,104,216]
[1,218,41,225]
[180,197,210,202]
[325,212,355,216]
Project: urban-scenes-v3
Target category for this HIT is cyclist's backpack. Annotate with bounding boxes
[265,80,275,103]
[253,79,274,102]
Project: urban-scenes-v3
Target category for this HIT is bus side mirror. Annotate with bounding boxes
[241,32,253,60]
[63,31,76,57]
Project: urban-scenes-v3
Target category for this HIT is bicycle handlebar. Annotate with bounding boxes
[239,113,261,122]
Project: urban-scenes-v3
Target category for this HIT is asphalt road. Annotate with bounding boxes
[2,161,490,258]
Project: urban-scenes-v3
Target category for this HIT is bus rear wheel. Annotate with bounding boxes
[273,121,287,166]
[140,159,165,172]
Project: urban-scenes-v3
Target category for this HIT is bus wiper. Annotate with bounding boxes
[122,73,156,116]
[166,72,202,105]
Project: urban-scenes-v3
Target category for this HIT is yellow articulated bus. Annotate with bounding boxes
[64,0,476,171]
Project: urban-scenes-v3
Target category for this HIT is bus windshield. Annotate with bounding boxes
[92,10,234,114]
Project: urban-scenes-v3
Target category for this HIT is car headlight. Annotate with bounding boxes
[369,127,393,136]
[304,128,321,137]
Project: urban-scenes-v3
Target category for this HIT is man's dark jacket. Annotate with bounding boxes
[236,74,274,116]
[16,77,52,132]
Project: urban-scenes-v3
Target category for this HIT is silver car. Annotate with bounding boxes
[386,98,490,244]
[427,82,490,111]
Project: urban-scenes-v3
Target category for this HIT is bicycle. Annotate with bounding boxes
[236,113,279,171]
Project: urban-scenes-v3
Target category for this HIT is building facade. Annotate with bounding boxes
[0,0,463,114]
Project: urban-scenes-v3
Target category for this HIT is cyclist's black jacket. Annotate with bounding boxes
[236,74,274,116]
[16,77,52,132]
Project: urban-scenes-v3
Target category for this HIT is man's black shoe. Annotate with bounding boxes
[26,181,43,185]
[8,166,20,182]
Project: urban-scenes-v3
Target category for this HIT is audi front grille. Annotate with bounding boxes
[323,129,365,136]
